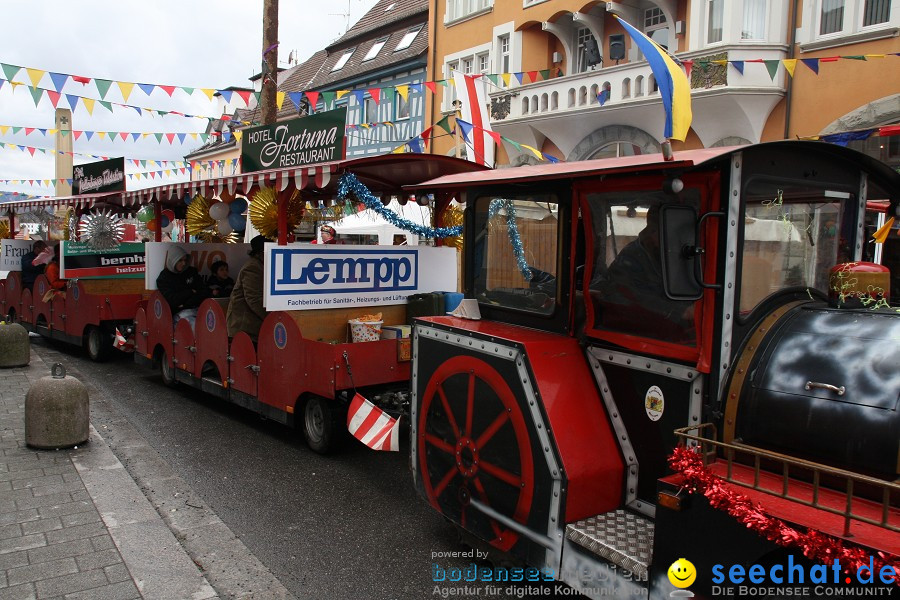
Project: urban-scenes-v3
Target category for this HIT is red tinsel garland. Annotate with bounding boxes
[668,446,900,586]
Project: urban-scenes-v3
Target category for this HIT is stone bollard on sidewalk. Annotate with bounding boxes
[25,363,90,449]
[0,321,30,367]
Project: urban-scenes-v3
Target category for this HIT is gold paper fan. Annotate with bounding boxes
[441,204,464,250]
[62,207,76,241]
[186,194,216,235]
[0,220,10,240]
[195,230,239,244]
[249,187,304,239]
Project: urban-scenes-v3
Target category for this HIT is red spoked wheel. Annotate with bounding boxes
[418,355,535,552]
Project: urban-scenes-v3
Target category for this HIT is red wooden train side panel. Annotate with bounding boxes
[32,276,51,327]
[173,318,195,374]
[332,339,410,390]
[146,292,173,362]
[50,292,67,333]
[0,280,6,314]
[5,272,22,319]
[98,294,142,322]
[258,312,308,412]
[65,281,98,339]
[229,333,258,396]
[20,289,33,325]
[134,307,148,357]
[194,299,229,381]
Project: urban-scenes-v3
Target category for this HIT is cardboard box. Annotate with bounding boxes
[381,325,412,339]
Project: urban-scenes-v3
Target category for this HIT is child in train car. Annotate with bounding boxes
[41,244,67,302]
[205,260,234,298]
[156,246,210,328]
[226,235,266,341]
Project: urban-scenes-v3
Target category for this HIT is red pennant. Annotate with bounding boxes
[236,90,252,106]
[305,90,319,108]
[47,91,62,108]
[27,148,35,157]
[821,56,840,62]
[74,130,83,140]
[425,81,437,94]
[159,85,176,96]
[71,75,91,85]
[369,88,381,104]
[25,128,35,136]
[486,130,502,144]
[527,70,539,83]
[165,133,175,144]
[119,132,129,141]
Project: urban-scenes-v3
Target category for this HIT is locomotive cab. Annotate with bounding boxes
[410,141,900,599]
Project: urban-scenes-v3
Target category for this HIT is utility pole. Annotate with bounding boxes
[261,0,279,125]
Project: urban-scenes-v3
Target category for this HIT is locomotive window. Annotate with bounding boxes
[471,195,560,315]
[585,189,700,346]
[740,191,852,314]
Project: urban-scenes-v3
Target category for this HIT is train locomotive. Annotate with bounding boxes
[409,141,900,598]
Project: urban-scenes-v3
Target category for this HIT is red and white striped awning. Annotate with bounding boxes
[122,163,338,206]
[0,191,123,213]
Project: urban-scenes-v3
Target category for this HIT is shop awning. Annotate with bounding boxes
[0,191,123,212]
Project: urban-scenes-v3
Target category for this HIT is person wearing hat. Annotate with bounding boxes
[156,246,210,328]
[312,225,338,244]
[226,235,267,341]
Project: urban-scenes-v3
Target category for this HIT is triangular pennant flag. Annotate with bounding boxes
[305,90,320,109]
[782,59,798,77]
[820,56,840,62]
[234,130,243,142]
[352,90,366,106]
[130,105,142,116]
[288,91,304,110]
[49,72,69,93]
[321,91,335,108]
[181,86,194,95]
[177,133,187,144]
[801,58,819,74]
[0,125,7,135]
[1,63,22,82]
[396,85,409,101]
[276,91,285,110]
[28,87,44,107]
[873,217,895,244]
[456,118,474,141]
[236,90,252,106]
[94,78,112,98]
[138,83,155,96]
[501,73,511,86]
[513,72,524,84]
[370,88,381,104]
[409,83,423,94]
[154,133,164,143]
[47,91,61,108]
[98,100,113,113]
[527,70,539,83]
[97,131,107,140]
[844,55,868,61]
[65,93,79,111]
[219,90,234,103]
[540,69,551,80]
[73,130,83,140]
[864,54,885,59]
[435,115,453,134]
[25,127,35,136]
[484,74,499,87]
[336,89,349,99]
[731,61,745,75]
[485,130,502,145]
[85,129,94,140]
[25,68,45,88]
[764,60,780,80]
[131,132,141,142]
[166,133,176,144]
[160,85,175,96]
[12,126,22,135]
[504,136,522,150]
[119,132,129,141]
[382,87,395,105]
[407,137,423,153]
[71,75,90,85]
[424,81,437,94]
[200,88,216,100]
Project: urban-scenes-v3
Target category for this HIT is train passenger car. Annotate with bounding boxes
[409,141,900,598]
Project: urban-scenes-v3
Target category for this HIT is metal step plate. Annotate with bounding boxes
[565,509,654,578]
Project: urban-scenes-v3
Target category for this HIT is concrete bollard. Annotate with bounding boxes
[0,322,30,368]
[25,363,89,450]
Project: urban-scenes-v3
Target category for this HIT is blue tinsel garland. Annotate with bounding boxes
[336,173,462,239]
[489,199,532,280]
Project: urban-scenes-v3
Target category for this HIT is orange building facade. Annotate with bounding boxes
[425,0,899,168]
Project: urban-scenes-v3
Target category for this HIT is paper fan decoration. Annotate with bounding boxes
[63,207,77,241]
[249,187,304,239]
[195,230,240,244]
[440,204,464,250]
[0,220,9,240]
[78,210,126,250]
[186,194,216,235]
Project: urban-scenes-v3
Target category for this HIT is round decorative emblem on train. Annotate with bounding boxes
[154,298,162,319]
[8,279,14,291]
[205,309,215,332]
[38,282,44,295]
[273,322,287,349]
[644,385,664,421]
[71,284,78,300]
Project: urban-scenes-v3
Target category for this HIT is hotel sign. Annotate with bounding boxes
[241,108,347,173]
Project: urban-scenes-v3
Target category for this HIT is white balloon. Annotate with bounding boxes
[217,219,233,236]
[162,221,174,233]
[209,202,229,220]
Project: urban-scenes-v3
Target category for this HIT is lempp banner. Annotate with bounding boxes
[265,244,457,311]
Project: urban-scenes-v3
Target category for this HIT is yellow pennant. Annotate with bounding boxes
[276,91,285,110]
[82,98,95,115]
[234,130,243,142]
[117,81,135,103]
[782,59,798,77]
[396,85,409,101]
[201,88,216,101]
[25,68,45,88]
[336,90,349,99]
[501,73,511,87]
[873,217,895,244]
[865,54,886,59]
[0,125,9,135]
[521,144,544,160]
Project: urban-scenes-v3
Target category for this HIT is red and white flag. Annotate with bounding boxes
[346,393,401,452]
[113,327,134,352]
[452,71,495,167]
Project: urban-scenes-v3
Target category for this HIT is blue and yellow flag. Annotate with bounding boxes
[613,15,692,141]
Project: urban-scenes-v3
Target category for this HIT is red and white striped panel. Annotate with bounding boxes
[346,393,401,452]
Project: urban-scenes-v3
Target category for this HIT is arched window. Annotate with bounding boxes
[531,95,539,113]
[635,75,644,97]
[541,93,549,112]
[622,78,631,98]
[551,91,559,110]
[590,84,600,104]
[648,74,658,94]
[568,88,576,108]
[522,96,530,114]
[579,86,588,106]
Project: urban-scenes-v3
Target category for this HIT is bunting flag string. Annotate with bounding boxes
[0,123,209,144]
[0,164,192,188]
[0,140,187,165]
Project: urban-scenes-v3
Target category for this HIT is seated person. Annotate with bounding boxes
[591,204,695,343]
[41,244,67,301]
[226,235,266,341]
[156,246,210,328]
[21,240,48,291]
[206,260,234,298]
[311,225,338,245]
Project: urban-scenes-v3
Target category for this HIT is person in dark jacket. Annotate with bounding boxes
[156,246,209,327]
[20,240,48,291]
[205,260,234,298]
[226,235,266,341]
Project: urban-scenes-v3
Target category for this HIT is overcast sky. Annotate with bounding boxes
[0,0,379,196]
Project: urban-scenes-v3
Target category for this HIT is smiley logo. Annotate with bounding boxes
[668,558,696,588]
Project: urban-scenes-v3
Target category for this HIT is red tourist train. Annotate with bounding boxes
[2,142,898,598]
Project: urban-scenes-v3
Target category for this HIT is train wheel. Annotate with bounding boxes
[303,396,345,454]
[84,326,111,362]
[418,355,535,553]
[159,348,178,388]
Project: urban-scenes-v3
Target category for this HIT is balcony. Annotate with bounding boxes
[488,45,790,161]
